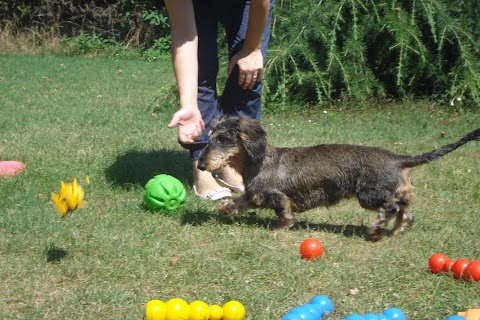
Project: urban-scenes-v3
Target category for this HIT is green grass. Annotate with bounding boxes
[1,54,479,320]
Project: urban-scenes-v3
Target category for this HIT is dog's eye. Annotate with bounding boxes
[216,136,227,144]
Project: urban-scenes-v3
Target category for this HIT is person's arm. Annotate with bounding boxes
[228,0,271,90]
[165,0,205,143]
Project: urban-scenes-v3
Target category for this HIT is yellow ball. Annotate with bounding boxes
[222,301,245,320]
[188,300,209,320]
[165,298,190,320]
[145,300,166,320]
[208,304,224,320]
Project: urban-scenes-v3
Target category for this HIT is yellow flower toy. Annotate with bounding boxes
[51,177,85,217]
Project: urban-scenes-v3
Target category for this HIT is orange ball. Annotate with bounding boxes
[452,259,471,279]
[300,238,324,260]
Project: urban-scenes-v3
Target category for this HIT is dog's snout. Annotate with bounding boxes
[197,158,207,171]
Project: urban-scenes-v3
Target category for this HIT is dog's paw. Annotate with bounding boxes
[218,199,239,216]
[392,211,415,236]
[278,217,297,229]
[367,227,387,242]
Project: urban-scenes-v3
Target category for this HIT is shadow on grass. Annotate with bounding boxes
[181,209,369,239]
[46,246,68,263]
[105,149,191,189]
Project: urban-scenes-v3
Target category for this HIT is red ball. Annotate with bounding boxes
[443,259,456,274]
[452,259,471,279]
[428,253,448,274]
[300,238,324,260]
[464,260,480,282]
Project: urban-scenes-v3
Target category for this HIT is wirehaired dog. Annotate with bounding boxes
[197,115,480,240]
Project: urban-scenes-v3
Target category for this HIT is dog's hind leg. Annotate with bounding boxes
[391,207,415,236]
[390,170,415,236]
[367,202,400,241]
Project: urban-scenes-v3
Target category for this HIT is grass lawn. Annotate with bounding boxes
[0,54,479,319]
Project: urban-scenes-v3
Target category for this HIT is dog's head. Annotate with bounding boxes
[197,115,267,174]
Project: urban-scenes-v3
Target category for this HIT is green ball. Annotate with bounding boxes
[144,174,186,212]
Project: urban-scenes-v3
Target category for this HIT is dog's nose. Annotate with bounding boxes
[197,159,206,171]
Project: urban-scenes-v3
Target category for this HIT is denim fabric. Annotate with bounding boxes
[181,0,275,160]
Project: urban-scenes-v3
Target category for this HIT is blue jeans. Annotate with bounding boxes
[182,0,275,160]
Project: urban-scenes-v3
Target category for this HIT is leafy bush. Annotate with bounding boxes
[264,0,480,108]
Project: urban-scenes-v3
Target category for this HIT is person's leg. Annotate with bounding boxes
[213,0,275,189]
[218,0,275,118]
[184,0,231,198]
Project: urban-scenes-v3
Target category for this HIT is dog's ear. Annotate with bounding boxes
[237,117,267,162]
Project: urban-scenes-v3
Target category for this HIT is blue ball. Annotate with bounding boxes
[363,313,381,320]
[446,316,467,320]
[281,313,302,320]
[310,295,334,316]
[377,316,390,320]
[288,305,314,320]
[303,304,324,319]
[382,308,406,320]
[344,315,366,320]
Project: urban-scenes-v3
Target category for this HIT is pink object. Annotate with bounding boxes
[0,161,26,176]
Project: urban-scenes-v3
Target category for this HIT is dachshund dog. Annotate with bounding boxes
[197,115,480,240]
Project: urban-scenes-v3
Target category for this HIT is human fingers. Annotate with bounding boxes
[239,70,262,90]
[167,114,181,128]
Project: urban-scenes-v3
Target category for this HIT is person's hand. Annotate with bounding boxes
[228,48,263,90]
[167,106,205,144]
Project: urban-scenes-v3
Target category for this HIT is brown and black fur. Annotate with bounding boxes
[197,115,480,240]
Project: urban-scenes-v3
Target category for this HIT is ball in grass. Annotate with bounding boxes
[145,300,166,320]
[382,308,406,320]
[144,174,186,212]
[165,298,189,320]
[300,238,324,260]
[309,295,334,316]
[222,301,246,320]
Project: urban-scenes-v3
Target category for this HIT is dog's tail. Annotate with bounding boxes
[399,128,480,168]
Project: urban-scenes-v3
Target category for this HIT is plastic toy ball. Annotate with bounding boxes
[446,316,467,320]
[382,308,406,320]
[344,315,365,320]
[165,298,189,320]
[429,253,448,274]
[377,316,390,320]
[222,301,245,320]
[144,174,186,212]
[286,305,312,319]
[363,313,381,320]
[464,260,480,282]
[303,303,324,319]
[208,304,223,320]
[310,295,334,316]
[146,300,166,320]
[452,259,471,279]
[300,238,324,260]
[281,314,302,320]
[443,259,456,274]
[188,300,209,320]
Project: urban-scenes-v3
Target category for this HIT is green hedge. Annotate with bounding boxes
[264,0,480,108]
[2,0,479,107]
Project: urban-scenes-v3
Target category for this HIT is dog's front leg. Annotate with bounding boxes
[259,189,297,228]
[218,194,255,216]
